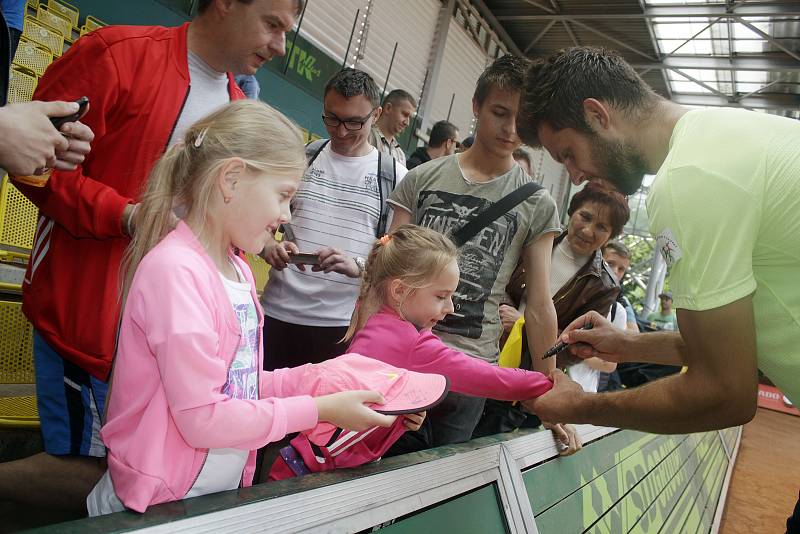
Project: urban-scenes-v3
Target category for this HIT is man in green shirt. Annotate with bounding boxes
[647,292,678,331]
[515,46,800,528]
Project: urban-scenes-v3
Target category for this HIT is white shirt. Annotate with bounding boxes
[168,51,230,147]
[569,302,627,393]
[262,145,407,326]
[549,238,590,298]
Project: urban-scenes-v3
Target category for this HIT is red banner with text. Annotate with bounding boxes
[757,384,800,417]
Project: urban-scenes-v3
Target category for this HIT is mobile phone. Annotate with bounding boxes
[288,252,320,266]
[50,96,89,130]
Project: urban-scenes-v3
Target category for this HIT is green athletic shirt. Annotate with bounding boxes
[647,108,800,404]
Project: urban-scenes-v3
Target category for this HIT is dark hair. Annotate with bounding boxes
[512,148,531,167]
[382,89,416,109]
[474,55,532,106]
[517,46,660,147]
[429,120,458,148]
[197,0,304,15]
[460,136,474,149]
[567,182,630,239]
[324,68,381,107]
[602,240,630,260]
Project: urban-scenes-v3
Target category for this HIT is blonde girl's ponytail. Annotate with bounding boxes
[120,144,190,304]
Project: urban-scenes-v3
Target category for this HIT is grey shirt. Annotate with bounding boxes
[389,154,560,362]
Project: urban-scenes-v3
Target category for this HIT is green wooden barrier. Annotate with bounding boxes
[26,425,740,533]
[377,484,509,534]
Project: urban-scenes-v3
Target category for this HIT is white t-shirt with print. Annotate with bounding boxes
[187,266,261,497]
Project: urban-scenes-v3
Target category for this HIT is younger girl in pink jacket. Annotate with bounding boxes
[88,101,396,515]
[346,226,578,452]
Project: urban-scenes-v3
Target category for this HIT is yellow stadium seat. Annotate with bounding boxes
[0,300,34,384]
[12,36,53,77]
[84,15,106,32]
[23,15,64,56]
[36,5,72,44]
[0,175,40,251]
[245,253,271,295]
[47,0,79,31]
[7,64,38,104]
[0,396,39,429]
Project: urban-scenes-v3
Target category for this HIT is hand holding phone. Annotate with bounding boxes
[288,252,321,266]
[51,96,89,130]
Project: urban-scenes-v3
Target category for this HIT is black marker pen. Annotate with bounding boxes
[543,323,594,359]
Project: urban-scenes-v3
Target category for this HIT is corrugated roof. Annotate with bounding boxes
[480,0,800,118]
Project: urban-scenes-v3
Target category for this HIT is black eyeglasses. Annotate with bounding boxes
[321,107,378,131]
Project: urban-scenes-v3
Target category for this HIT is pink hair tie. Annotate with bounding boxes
[379,234,392,246]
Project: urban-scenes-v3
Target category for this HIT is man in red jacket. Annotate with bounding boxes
[0,0,303,516]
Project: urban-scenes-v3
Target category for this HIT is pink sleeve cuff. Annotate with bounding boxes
[280,395,319,434]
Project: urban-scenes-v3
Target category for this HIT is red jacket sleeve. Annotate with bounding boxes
[411,331,553,401]
[15,32,131,239]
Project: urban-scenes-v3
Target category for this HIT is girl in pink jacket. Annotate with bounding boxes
[346,226,556,441]
[87,101,397,515]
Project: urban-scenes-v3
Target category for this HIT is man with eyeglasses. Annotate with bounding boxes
[260,68,408,370]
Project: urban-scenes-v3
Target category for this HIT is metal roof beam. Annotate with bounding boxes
[631,55,800,72]
[497,6,800,21]
[670,92,800,110]
[524,19,556,53]
[638,0,672,98]
[469,0,523,56]
[648,4,800,18]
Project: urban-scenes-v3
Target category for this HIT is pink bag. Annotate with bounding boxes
[269,354,449,480]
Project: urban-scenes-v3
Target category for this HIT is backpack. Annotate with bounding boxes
[301,139,398,238]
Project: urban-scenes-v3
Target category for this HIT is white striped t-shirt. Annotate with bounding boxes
[262,145,407,326]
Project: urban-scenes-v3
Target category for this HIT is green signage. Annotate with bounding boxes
[266,31,344,99]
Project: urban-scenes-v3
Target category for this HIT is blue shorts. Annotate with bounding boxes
[33,331,107,457]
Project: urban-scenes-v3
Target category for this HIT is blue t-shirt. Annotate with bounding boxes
[1,0,26,31]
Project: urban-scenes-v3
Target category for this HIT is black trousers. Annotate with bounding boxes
[262,315,349,371]
[788,492,800,534]
[386,392,486,456]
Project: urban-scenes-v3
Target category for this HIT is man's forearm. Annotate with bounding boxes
[622,331,686,366]
[566,370,751,433]
[524,303,557,375]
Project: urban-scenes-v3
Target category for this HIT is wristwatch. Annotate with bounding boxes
[354,256,366,275]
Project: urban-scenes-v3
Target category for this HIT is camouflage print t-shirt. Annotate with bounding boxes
[388,154,560,362]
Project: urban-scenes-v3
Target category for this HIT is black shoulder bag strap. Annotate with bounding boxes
[450,181,543,247]
[305,138,330,166]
